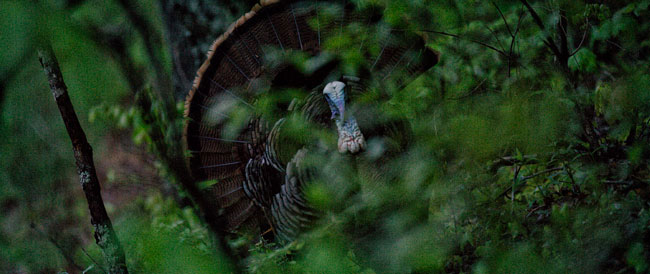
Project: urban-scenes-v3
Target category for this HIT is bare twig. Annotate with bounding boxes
[521,167,563,181]
[499,166,563,198]
[606,39,625,51]
[492,1,513,37]
[519,0,566,68]
[508,11,525,77]
[525,204,545,218]
[484,24,506,53]
[38,45,128,274]
[520,0,547,35]
[80,245,106,274]
[421,29,507,57]
[569,18,589,57]
[171,44,192,91]
[489,154,539,172]
[557,10,569,63]
[604,180,634,186]
[447,78,487,100]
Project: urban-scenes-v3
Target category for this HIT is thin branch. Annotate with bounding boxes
[490,1,522,78]
[499,167,563,198]
[512,165,521,198]
[603,179,649,193]
[446,78,487,100]
[519,0,565,66]
[563,163,580,194]
[525,204,545,218]
[606,39,625,51]
[38,45,128,274]
[521,167,563,181]
[30,223,87,273]
[421,29,507,57]
[603,180,637,185]
[520,0,546,33]
[508,11,525,77]
[569,18,589,57]
[484,23,507,53]
[80,245,106,274]
[489,154,539,172]
[558,10,569,61]
[492,1,513,38]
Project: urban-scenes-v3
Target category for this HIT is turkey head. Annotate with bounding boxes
[323,80,366,154]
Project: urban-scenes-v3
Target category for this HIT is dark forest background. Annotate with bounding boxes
[2,0,650,273]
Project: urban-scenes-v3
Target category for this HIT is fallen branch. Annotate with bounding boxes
[38,45,128,274]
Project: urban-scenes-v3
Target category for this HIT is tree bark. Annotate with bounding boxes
[38,45,129,274]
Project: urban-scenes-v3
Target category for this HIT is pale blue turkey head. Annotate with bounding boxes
[323,81,366,154]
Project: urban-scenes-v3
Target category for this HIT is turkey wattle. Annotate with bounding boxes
[183,0,438,243]
[323,81,366,154]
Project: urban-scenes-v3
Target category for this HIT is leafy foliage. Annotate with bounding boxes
[2,0,650,273]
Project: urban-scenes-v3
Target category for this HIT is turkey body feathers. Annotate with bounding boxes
[184,0,438,240]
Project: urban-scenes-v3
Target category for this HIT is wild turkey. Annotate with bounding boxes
[183,0,438,243]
